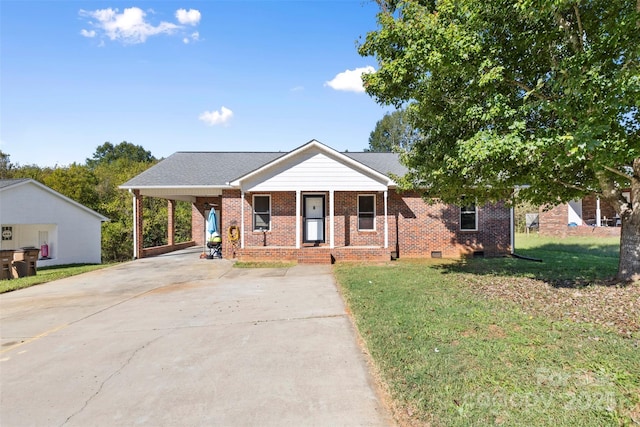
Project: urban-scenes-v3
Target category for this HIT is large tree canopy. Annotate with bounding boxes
[359,0,640,280]
[366,109,420,152]
[87,141,155,168]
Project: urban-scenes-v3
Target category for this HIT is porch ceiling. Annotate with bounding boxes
[136,186,224,201]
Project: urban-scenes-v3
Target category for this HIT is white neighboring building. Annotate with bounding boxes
[0,179,108,267]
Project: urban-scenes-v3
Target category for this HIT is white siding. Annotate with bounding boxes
[242,151,387,192]
[568,199,583,225]
[0,183,104,265]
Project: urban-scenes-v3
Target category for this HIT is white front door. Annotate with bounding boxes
[304,196,324,243]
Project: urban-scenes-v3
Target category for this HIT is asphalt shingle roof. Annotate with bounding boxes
[121,151,407,188]
[0,178,30,190]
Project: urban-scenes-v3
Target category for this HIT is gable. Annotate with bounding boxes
[239,148,390,192]
[0,180,108,223]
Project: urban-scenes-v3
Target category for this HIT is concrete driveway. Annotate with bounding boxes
[0,248,393,426]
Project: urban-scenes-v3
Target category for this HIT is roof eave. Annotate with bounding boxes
[118,184,234,190]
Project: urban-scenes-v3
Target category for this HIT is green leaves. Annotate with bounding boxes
[360,0,639,206]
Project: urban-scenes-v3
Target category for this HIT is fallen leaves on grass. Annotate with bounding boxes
[464,275,640,337]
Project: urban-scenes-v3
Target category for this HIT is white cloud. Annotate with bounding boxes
[183,31,200,44]
[176,9,201,25]
[290,86,304,92]
[79,7,201,44]
[80,29,96,38]
[199,107,234,126]
[325,66,375,93]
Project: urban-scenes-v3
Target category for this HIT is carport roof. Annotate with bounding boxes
[120,150,407,189]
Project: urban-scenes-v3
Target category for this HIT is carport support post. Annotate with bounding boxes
[167,199,175,246]
[134,190,144,259]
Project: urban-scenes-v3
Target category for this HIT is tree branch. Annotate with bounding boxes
[553,179,589,192]
[602,164,633,181]
[573,4,584,51]
[508,79,553,101]
[554,9,581,52]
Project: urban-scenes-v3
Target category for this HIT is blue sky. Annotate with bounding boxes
[1,0,392,167]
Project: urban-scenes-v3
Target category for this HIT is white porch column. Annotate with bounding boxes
[596,197,601,227]
[329,190,335,249]
[240,191,245,249]
[384,190,389,249]
[295,190,301,249]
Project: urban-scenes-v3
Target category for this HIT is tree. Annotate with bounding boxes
[359,0,640,281]
[367,109,420,152]
[0,151,13,178]
[44,164,99,209]
[87,141,155,168]
[92,156,157,262]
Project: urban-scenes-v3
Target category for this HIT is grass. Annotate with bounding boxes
[334,234,639,426]
[0,264,110,293]
[447,233,622,285]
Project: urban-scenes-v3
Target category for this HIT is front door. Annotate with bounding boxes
[303,195,325,243]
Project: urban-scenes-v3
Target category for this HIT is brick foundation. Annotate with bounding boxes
[236,246,390,264]
[142,241,196,257]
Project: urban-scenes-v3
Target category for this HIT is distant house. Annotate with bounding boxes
[538,193,628,238]
[0,179,108,266]
[120,140,512,263]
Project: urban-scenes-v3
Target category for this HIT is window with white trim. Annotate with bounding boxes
[358,194,375,231]
[253,195,271,231]
[460,198,478,231]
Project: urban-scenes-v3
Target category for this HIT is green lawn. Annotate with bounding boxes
[0,264,110,293]
[334,234,639,426]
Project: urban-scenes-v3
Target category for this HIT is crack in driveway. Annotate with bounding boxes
[60,335,163,427]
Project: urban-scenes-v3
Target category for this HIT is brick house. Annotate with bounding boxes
[538,193,628,238]
[120,140,512,263]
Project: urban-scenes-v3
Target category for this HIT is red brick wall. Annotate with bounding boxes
[221,190,241,258]
[539,202,621,237]
[142,241,195,257]
[242,192,297,247]
[211,189,511,260]
[333,192,384,247]
[538,204,568,235]
[192,196,222,245]
[581,196,617,223]
[389,191,510,258]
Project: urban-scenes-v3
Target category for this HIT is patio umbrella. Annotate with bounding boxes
[207,208,218,237]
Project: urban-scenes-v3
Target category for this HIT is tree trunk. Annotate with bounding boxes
[617,205,640,282]
[617,172,640,281]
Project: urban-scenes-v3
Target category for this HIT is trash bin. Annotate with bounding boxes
[0,250,15,280]
[13,247,40,277]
